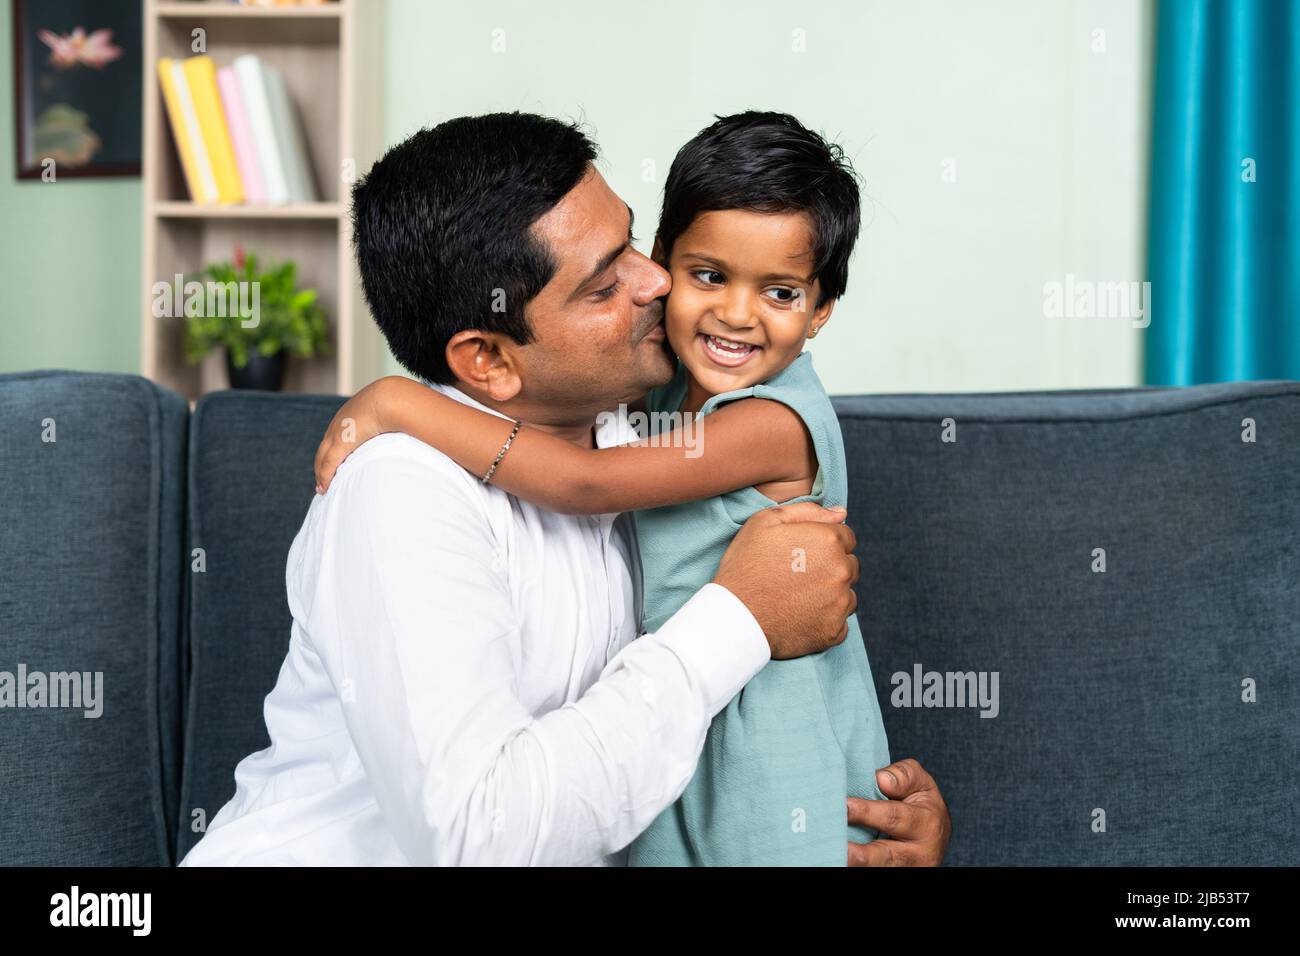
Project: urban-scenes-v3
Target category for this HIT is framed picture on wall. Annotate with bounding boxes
[12,0,142,179]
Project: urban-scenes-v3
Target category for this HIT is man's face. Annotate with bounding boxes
[511,166,675,419]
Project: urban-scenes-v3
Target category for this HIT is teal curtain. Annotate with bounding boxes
[1146,0,1300,384]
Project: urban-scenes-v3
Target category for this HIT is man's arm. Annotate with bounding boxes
[305,437,771,866]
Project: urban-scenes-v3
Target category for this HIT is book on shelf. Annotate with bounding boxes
[233,54,290,204]
[157,57,218,204]
[215,65,265,203]
[156,52,317,207]
[261,64,319,203]
[183,55,244,204]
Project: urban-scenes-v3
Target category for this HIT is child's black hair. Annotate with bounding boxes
[656,111,862,306]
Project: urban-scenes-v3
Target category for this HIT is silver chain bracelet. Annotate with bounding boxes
[482,420,521,484]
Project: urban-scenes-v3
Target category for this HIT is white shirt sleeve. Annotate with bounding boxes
[297,437,771,866]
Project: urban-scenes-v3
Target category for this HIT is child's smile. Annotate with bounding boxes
[698,331,762,367]
[661,208,835,412]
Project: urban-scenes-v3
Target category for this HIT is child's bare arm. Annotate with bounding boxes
[314,376,814,515]
[315,376,516,492]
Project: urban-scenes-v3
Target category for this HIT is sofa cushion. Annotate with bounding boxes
[835,380,1300,865]
[0,370,186,865]
[174,379,1300,867]
[177,391,343,861]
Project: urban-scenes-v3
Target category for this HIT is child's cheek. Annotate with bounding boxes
[663,289,698,361]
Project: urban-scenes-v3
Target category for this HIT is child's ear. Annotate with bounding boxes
[650,237,667,266]
[807,294,836,338]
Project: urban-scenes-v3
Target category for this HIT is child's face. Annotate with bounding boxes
[661,209,834,396]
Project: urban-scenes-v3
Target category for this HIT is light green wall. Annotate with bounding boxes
[0,0,142,375]
[381,0,1151,391]
[0,0,1149,392]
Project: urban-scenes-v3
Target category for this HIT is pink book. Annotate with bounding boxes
[216,64,265,204]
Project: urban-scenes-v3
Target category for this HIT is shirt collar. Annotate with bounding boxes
[424,381,642,450]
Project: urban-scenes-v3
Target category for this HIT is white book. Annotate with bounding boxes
[261,66,318,203]
[171,61,218,204]
[233,55,289,205]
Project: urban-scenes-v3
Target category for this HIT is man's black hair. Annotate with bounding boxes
[655,111,861,306]
[351,112,598,384]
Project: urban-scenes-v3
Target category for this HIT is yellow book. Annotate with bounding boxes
[182,55,245,204]
[157,57,215,204]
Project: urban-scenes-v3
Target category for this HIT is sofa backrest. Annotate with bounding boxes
[176,391,343,861]
[0,371,187,865]
[834,380,1300,865]
[3,372,1297,865]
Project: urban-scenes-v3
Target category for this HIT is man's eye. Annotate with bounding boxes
[592,280,621,300]
[691,269,724,285]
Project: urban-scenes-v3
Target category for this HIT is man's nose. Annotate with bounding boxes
[631,250,671,303]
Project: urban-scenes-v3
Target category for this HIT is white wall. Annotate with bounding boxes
[381,0,1152,394]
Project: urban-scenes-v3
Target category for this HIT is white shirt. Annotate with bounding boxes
[180,384,771,866]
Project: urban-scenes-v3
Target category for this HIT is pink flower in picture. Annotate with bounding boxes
[36,26,124,71]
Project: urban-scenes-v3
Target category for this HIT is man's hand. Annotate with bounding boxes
[712,502,859,660]
[847,758,951,866]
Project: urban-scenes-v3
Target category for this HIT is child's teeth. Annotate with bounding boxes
[707,335,754,354]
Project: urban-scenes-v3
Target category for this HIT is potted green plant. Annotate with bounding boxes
[182,245,331,391]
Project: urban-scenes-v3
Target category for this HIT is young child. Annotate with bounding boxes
[314,111,890,866]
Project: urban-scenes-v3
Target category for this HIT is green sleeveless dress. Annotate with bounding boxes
[625,351,891,866]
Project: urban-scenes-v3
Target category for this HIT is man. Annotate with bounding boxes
[181,113,950,866]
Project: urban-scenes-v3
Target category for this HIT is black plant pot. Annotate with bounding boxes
[226,350,287,391]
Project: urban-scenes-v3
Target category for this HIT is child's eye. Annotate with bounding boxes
[764,287,799,305]
[690,269,724,286]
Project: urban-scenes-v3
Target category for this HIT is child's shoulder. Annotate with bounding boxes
[758,350,827,396]
[750,352,848,494]
[731,351,835,422]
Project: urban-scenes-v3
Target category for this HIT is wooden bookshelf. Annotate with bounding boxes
[154,200,345,219]
[155,2,345,17]
[140,0,386,399]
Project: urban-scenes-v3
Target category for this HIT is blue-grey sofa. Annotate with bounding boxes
[1,369,1296,866]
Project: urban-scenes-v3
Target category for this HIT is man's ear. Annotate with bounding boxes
[445,330,523,403]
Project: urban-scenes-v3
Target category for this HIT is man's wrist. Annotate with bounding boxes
[650,582,771,716]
